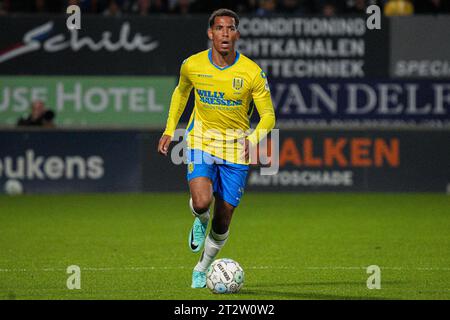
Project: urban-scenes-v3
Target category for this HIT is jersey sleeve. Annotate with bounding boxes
[247,69,276,146]
[162,59,193,137]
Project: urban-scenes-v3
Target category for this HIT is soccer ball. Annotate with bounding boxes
[4,179,23,195]
[206,258,244,294]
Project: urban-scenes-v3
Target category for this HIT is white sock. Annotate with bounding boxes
[194,230,229,272]
[189,198,210,224]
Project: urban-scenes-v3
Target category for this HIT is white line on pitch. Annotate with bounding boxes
[1,266,450,272]
[0,266,293,272]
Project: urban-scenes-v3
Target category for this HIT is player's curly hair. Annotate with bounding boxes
[208,8,240,29]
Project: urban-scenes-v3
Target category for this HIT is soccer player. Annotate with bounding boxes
[157,8,276,288]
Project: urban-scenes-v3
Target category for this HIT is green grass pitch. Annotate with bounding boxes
[0,193,449,300]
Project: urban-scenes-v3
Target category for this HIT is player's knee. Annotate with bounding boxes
[192,196,211,214]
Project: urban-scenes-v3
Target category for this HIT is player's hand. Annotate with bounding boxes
[158,134,172,156]
[239,138,250,162]
[244,138,250,162]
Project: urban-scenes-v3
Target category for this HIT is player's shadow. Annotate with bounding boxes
[239,289,390,300]
[252,280,404,287]
[240,280,404,300]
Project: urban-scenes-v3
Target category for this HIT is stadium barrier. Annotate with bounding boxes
[1,128,448,194]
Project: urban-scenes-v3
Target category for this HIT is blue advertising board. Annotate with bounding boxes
[266,79,450,127]
[1,129,449,194]
[0,130,141,193]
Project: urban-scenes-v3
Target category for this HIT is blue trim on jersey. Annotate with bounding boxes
[184,111,195,141]
[186,111,195,134]
[208,49,240,71]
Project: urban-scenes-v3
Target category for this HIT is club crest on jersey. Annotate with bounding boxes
[232,77,244,90]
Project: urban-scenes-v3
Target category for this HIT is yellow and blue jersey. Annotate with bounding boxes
[163,49,276,164]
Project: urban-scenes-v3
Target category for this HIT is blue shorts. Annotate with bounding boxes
[187,149,249,207]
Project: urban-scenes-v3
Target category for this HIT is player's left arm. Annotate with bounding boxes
[246,70,276,147]
[158,59,193,156]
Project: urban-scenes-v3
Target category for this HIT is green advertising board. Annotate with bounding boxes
[0,76,176,127]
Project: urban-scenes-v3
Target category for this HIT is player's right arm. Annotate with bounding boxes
[158,59,193,156]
